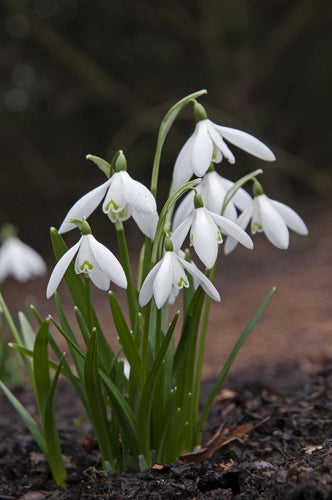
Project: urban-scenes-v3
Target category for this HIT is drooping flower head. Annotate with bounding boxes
[0,224,47,283]
[46,219,127,298]
[171,193,253,269]
[139,239,220,309]
[59,152,158,239]
[172,168,253,230]
[172,101,276,190]
[224,179,309,253]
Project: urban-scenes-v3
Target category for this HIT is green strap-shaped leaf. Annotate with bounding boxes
[44,355,67,487]
[0,295,35,388]
[109,292,141,384]
[99,369,139,459]
[33,320,51,419]
[0,380,46,455]
[138,312,179,461]
[196,287,276,439]
[84,330,116,470]
[9,343,66,376]
[173,288,204,377]
[54,294,85,380]
[18,312,35,351]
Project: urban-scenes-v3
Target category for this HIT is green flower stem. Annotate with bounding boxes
[141,302,151,386]
[150,89,207,197]
[138,237,152,290]
[221,168,263,215]
[115,221,137,328]
[155,307,162,356]
[84,275,94,333]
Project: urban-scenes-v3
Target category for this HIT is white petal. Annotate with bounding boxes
[171,215,193,252]
[0,238,46,283]
[219,177,253,212]
[191,208,219,269]
[224,206,253,254]
[46,240,81,298]
[89,267,110,291]
[0,242,12,282]
[270,200,308,235]
[88,235,127,288]
[191,121,214,177]
[132,210,158,239]
[201,171,238,219]
[206,121,235,164]
[102,174,125,214]
[172,190,195,231]
[139,260,162,306]
[172,132,196,190]
[214,124,276,161]
[210,211,253,250]
[169,252,189,289]
[258,195,289,249]
[19,243,47,277]
[75,235,94,274]
[180,258,220,302]
[122,171,157,213]
[153,253,173,308]
[59,180,110,233]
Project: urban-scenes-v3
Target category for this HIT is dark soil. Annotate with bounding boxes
[0,357,331,499]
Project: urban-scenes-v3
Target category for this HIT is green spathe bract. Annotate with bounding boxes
[0,90,304,487]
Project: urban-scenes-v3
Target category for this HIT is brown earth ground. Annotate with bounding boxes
[0,195,331,498]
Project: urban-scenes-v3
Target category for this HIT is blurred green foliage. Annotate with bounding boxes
[0,0,331,252]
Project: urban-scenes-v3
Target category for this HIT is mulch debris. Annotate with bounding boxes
[0,357,331,499]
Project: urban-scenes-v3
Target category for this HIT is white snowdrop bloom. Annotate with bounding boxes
[172,170,252,230]
[172,118,275,190]
[171,201,253,269]
[139,250,220,309]
[59,170,158,239]
[0,236,47,283]
[46,233,127,298]
[224,194,308,254]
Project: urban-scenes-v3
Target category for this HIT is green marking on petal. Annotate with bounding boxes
[80,260,93,271]
[105,200,119,212]
[252,222,263,233]
[217,230,223,243]
[177,277,189,288]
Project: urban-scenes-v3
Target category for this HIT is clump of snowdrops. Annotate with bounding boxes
[0,90,308,487]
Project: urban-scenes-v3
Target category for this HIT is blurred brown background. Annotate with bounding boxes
[1,0,331,255]
[0,0,331,374]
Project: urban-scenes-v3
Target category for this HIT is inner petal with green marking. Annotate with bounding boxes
[79,260,94,271]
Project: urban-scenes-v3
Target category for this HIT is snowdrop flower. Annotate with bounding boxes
[46,220,127,298]
[139,240,220,309]
[0,225,46,283]
[224,183,308,253]
[59,153,158,239]
[171,194,253,269]
[172,101,275,190]
[173,169,252,229]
